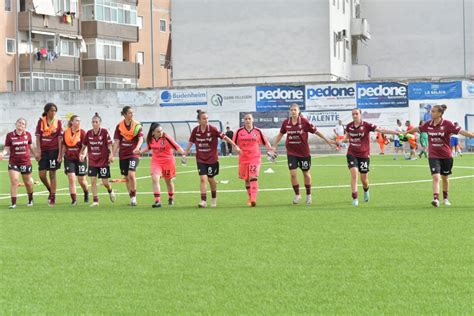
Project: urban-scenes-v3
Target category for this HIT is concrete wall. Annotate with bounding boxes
[1,84,473,147]
[171,0,331,86]
[359,0,473,79]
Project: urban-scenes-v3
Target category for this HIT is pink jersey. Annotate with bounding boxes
[5,130,32,165]
[148,133,180,164]
[279,116,317,157]
[189,124,225,164]
[233,127,269,164]
[418,119,461,159]
[346,120,377,158]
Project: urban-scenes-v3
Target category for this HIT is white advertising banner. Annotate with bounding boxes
[462,80,474,99]
[305,83,357,110]
[303,108,408,130]
[207,87,255,111]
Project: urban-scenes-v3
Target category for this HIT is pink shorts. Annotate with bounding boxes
[238,162,261,180]
[151,160,176,179]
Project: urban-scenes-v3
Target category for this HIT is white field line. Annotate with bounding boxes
[1,175,473,199]
[1,160,473,200]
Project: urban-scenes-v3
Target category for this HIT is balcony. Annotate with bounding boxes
[81,21,139,43]
[82,59,139,78]
[19,54,80,74]
[18,11,80,35]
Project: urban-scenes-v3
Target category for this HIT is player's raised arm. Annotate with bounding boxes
[459,129,474,138]
[375,127,399,135]
[271,132,284,151]
[315,130,336,146]
[223,135,240,154]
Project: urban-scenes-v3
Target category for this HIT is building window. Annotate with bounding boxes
[137,16,143,29]
[81,1,137,26]
[6,38,15,54]
[19,72,79,91]
[5,0,11,11]
[333,32,337,58]
[85,39,123,61]
[160,53,166,67]
[61,39,78,57]
[84,76,136,90]
[6,81,14,92]
[160,19,167,32]
[136,51,144,65]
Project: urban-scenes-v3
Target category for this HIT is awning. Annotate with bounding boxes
[32,30,55,36]
[59,34,83,40]
[33,0,56,16]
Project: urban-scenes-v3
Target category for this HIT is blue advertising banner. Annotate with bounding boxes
[356,82,408,108]
[256,85,305,111]
[408,81,462,100]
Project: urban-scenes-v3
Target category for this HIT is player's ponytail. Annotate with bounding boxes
[146,122,161,146]
[68,115,79,128]
[196,109,206,120]
[121,106,132,116]
[42,103,57,117]
[92,112,102,122]
[433,104,447,115]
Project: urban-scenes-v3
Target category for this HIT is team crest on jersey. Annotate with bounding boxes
[440,126,444,130]
[161,140,165,146]
[207,133,211,137]
[99,136,102,140]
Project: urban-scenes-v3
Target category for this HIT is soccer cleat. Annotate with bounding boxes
[90,202,99,207]
[71,200,77,206]
[250,201,256,207]
[293,195,301,204]
[306,195,312,205]
[27,201,34,207]
[9,204,16,209]
[198,200,207,208]
[211,198,217,208]
[130,196,137,206]
[431,199,440,207]
[109,190,116,203]
[247,198,251,206]
[152,201,162,208]
[443,199,451,206]
[168,198,174,206]
[352,199,359,207]
[364,191,370,202]
[48,200,55,207]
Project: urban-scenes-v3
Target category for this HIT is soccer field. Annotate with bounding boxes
[1,154,473,314]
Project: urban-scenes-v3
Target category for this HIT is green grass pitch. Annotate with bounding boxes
[1,154,473,314]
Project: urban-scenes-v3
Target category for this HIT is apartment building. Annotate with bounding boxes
[130,0,171,88]
[0,0,170,92]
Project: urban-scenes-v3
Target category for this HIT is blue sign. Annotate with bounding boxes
[256,85,305,111]
[159,89,208,107]
[408,81,462,100]
[356,82,408,108]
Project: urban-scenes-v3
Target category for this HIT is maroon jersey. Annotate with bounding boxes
[418,119,461,159]
[114,124,144,160]
[346,121,377,158]
[83,128,113,167]
[189,124,225,164]
[279,116,317,157]
[63,129,86,161]
[5,130,32,165]
[35,117,63,151]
